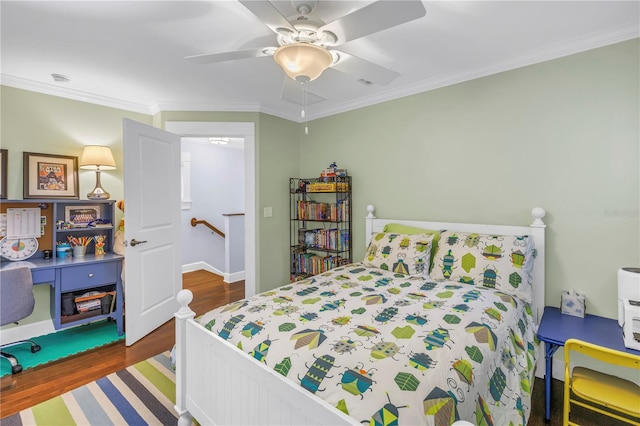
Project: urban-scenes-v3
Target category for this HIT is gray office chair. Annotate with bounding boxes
[1,265,41,374]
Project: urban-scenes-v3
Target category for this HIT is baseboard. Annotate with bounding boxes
[182,261,218,274]
[0,319,55,343]
[224,271,245,284]
[181,262,245,284]
[552,354,565,382]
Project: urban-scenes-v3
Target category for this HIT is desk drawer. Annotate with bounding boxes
[32,268,55,284]
[61,262,117,292]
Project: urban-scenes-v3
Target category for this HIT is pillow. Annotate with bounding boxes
[430,231,535,302]
[363,232,435,277]
[383,223,441,272]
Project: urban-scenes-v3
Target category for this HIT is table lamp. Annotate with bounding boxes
[80,145,116,200]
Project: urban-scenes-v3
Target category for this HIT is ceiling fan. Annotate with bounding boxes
[186,0,427,86]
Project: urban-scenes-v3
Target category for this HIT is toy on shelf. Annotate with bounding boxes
[94,234,107,256]
[320,162,348,181]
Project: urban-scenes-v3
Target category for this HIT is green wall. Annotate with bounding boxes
[0,87,152,325]
[300,39,639,318]
[1,39,638,325]
[0,86,152,201]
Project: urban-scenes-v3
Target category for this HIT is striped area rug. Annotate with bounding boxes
[3,352,177,426]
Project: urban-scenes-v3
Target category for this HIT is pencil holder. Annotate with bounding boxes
[73,245,87,257]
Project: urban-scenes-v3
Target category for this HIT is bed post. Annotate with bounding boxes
[174,289,195,426]
[530,207,546,325]
[365,204,376,246]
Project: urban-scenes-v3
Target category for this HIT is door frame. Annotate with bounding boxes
[164,121,256,297]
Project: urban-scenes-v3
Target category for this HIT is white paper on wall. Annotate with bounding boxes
[6,208,41,238]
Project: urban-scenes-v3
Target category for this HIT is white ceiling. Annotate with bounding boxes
[1,1,638,122]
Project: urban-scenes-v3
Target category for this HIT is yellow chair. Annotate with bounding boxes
[563,338,640,425]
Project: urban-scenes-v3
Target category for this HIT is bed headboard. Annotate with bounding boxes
[364,205,546,325]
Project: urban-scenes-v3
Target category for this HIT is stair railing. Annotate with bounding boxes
[190,218,225,238]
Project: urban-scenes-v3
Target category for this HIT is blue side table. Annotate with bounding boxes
[536,306,640,422]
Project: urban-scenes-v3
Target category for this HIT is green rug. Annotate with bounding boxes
[1,320,124,377]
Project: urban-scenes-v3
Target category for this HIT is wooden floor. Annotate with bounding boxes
[0,270,244,419]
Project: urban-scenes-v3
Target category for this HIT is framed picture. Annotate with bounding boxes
[65,205,101,227]
[23,152,79,199]
[0,149,7,199]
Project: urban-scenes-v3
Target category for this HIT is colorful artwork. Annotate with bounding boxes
[38,161,67,191]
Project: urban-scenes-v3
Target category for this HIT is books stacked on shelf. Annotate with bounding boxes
[74,291,116,314]
[297,228,349,251]
[293,251,350,276]
[296,200,349,222]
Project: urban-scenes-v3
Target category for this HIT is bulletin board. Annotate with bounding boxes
[0,202,53,251]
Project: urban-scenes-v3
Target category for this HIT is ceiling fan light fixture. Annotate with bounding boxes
[273,43,332,82]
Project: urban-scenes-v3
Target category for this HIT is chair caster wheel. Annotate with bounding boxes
[12,364,23,374]
[31,344,41,353]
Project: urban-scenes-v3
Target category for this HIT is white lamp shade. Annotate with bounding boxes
[80,146,116,170]
[273,43,333,82]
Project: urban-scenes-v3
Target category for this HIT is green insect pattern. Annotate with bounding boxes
[200,259,536,426]
[365,392,407,426]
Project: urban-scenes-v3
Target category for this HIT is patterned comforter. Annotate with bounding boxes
[198,263,538,425]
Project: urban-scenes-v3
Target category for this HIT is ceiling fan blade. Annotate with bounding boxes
[320,1,426,45]
[281,77,326,106]
[238,0,296,34]
[185,48,275,65]
[330,50,400,86]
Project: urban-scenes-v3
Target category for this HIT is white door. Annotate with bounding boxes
[123,118,182,346]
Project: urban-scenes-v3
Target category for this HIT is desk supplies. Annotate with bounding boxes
[72,245,87,257]
[56,243,72,259]
[561,289,586,317]
[67,235,92,257]
[67,235,93,247]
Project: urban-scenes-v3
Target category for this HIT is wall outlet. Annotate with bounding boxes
[264,207,273,218]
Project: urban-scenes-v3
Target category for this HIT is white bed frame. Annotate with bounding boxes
[174,205,546,425]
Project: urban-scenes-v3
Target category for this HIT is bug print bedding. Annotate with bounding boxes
[198,263,538,426]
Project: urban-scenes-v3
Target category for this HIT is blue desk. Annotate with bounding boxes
[0,254,124,335]
[537,306,640,421]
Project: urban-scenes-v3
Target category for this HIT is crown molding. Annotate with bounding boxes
[306,24,640,121]
[153,101,263,115]
[2,25,637,123]
[0,74,154,115]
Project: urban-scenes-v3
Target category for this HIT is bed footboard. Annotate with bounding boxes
[174,289,356,425]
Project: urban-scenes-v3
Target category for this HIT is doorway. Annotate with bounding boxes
[181,136,245,282]
[164,121,256,298]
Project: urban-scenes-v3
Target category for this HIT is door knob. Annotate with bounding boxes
[130,238,148,247]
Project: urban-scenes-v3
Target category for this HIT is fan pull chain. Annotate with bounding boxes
[301,81,308,135]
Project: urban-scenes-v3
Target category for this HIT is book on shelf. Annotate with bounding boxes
[296,228,350,251]
[296,200,349,222]
[292,251,350,276]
